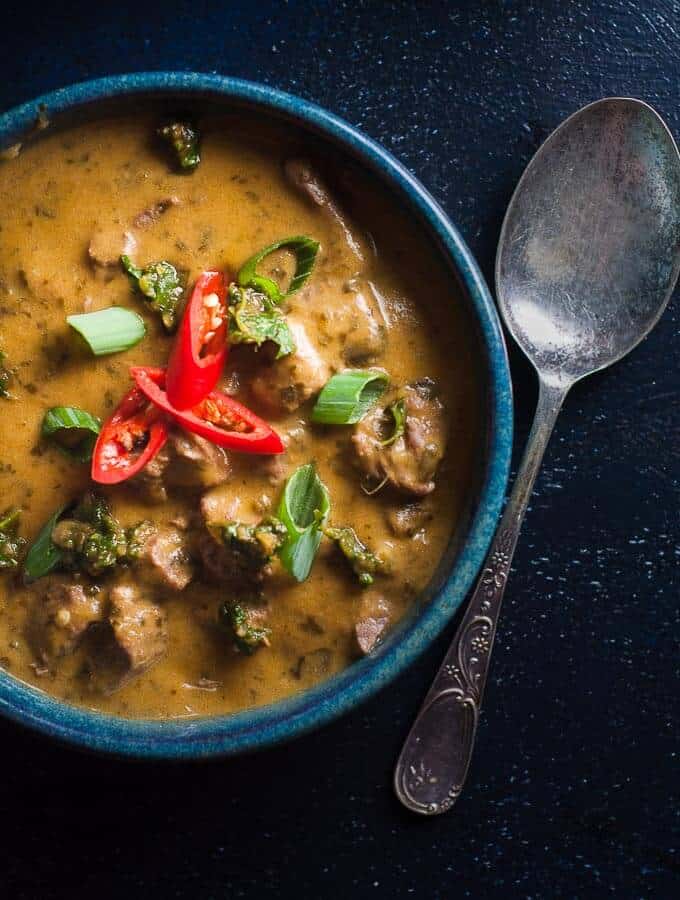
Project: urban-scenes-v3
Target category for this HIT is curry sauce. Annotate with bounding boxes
[0,112,483,718]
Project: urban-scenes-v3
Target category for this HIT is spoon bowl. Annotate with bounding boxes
[498,98,680,384]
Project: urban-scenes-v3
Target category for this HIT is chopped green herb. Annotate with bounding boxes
[381,398,406,446]
[237,235,320,304]
[121,256,185,332]
[228,283,295,358]
[219,601,271,655]
[0,351,12,399]
[41,406,101,463]
[0,507,26,570]
[217,518,288,571]
[51,493,127,576]
[158,121,200,171]
[125,520,156,560]
[324,525,383,586]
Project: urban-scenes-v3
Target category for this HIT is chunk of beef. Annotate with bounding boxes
[88,226,137,268]
[30,577,104,662]
[133,196,180,229]
[108,585,167,674]
[352,382,447,496]
[284,158,368,265]
[355,594,392,655]
[386,501,434,537]
[200,490,243,527]
[249,318,330,415]
[165,431,231,488]
[133,525,194,591]
[315,284,386,364]
[135,430,231,502]
[87,584,168,692]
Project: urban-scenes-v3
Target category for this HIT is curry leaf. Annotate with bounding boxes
[277,463,330,582]
[121,256,185,332]
[0,507,25,570]
[157,121,200,171]
[228,284,295,359]
[24,506,66,581]
[381,398,406,446]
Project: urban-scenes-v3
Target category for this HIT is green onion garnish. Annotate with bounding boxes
[381,398,406,446]
[24,505,66,582]
[277,463,330,582]
[237,236,320,304]
[311,370,389,425]
[41,406,101,463]
[67,307,146,356]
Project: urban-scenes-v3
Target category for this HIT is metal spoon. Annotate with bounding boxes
[394,98,680,815]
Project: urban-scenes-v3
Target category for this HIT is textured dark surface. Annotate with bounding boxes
[1,1,678,897]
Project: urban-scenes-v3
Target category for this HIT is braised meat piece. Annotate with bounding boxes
[30,577,104,662]
[249,318,330,415]
[352,381,447,496]
[88,225,137,268]
[355,594,392,655]
[108,585,167,676]
[284,158,368,265]
[135,430,231,502]
[386,502,434,537]
[133,196,180,229]
[132,525,194,592]
[316,284,386,364]
[82,584,168,694]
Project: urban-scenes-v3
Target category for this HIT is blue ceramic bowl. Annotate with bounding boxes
[0,73,512,758]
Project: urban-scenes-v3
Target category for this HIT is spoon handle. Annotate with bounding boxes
[394,376,568,815]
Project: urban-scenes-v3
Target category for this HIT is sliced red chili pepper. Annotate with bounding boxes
[131,367,284,456]
[91,386,169,484]
[166,270,228,410]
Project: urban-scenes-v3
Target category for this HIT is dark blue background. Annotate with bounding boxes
[1,2,678,897]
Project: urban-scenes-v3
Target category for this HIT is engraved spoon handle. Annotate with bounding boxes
[394,376,568,814]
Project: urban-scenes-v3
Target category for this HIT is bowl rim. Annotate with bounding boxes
[0,72,513,758]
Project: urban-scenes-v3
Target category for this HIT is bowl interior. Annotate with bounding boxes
[0,74,512,757]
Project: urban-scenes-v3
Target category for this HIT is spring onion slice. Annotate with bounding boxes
[311,370,389,425]
[41,406,101,462]
[381,398,406,446]
[24,505,67,581]
[237,236,320,304]
[277,463,330,582]
[67,308,146,356]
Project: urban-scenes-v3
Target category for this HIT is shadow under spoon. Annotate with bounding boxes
[394,97,680,814]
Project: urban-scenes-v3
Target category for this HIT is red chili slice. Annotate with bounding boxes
[131,367,284,456]
[166,270,228,410]
[91,386,169,484]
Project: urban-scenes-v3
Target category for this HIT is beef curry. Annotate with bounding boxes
[0,111,482,718]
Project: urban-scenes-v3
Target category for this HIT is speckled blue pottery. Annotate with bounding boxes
[0,73,513,758]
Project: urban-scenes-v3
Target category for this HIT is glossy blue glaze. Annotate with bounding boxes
[0,73,512,758]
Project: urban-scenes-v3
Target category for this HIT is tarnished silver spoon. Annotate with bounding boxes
[395,98,680,815]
